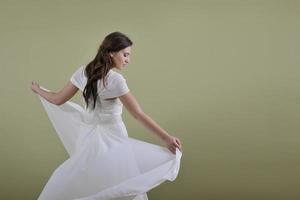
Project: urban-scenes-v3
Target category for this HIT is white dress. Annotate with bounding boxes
[37,65,182,200]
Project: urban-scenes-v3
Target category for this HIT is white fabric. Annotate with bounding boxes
[70,65,130,99]
[37,65,182,200]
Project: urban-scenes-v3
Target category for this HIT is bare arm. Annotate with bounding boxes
[119,91,182,154]
[31,80,78,105]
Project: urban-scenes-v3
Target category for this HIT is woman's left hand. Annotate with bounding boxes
[31,81,40,94]
[163,135,182,154]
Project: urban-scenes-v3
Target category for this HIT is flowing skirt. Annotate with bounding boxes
[36,92,182,200]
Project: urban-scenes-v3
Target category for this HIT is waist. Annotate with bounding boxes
[83,112,123,125]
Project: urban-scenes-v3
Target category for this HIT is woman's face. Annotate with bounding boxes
[110,46,131,70]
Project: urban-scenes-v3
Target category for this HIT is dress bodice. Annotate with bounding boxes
[95,98,124,115]
[70,65,130,125]
[81,98,124,125]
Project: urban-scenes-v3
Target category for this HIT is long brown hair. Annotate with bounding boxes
[83,31,133,110]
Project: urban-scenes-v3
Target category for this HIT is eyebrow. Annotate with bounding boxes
[124,52,130,55]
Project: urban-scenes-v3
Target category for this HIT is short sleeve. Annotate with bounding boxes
[101,73,130,98]
[70,65,85,90]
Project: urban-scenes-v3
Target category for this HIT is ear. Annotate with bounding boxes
[109,53,114,57]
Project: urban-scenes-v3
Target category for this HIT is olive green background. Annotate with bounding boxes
[1,0,299,199]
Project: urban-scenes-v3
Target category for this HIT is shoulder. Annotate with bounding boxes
[77,65,86,74]
[71,65,86,77]
[97,69,130,98]
[108,70,127,83]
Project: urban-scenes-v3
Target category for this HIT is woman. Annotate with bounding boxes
[31,31,182,200]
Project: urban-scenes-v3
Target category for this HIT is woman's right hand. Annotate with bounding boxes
[31,81,40,94]
[163,135,182,154]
